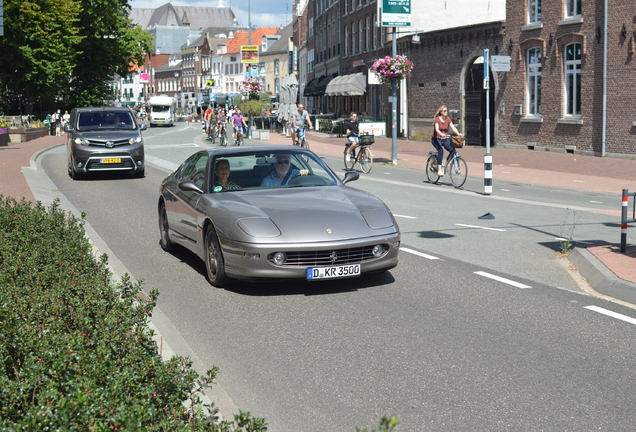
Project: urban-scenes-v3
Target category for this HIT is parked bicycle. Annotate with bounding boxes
[293,127,310,150]
[425,147,468,188]
[343,133,374,173]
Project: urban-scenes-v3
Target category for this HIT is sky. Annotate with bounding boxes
[129,0,294,29]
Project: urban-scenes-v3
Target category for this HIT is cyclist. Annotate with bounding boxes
[290,103,313,146]
[217,109,228,139]
[344,112,363,163]
[204,107,213,138]
[432,105,460,177]
[231,108,248,143]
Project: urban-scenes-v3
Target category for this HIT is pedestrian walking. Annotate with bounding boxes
[51,109,62,136]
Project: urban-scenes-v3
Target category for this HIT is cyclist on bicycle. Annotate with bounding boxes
[432,105,461,176]
[231,108,248,143]
[344,112,363,163]
[217,109,228,137]
[204,107,213,138]
[290,103,313,146]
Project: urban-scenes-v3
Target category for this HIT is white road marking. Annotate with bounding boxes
[554,237,594,245]
[393,214,417,219]
[456,224,506,232]
[589,200,603,203]
[401,247,440,260]
[573,180,584,183]
[474,271,532,289]
[584,306,636,325]
[500,189,510,192]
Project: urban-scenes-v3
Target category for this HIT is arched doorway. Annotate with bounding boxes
[463,55,495,147]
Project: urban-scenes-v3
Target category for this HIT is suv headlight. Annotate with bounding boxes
[129,137,143,145]
[74,138,89,145]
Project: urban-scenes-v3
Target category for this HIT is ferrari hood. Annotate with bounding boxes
[216,187,397,242]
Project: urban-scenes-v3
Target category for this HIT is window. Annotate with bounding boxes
[352,23,357,55]
[275,78,280,93]
[366,17,370,51]
[528,0,541,23]
[274,59,280,75]
[566,0,581,18]
[359,20,363,53]
[372,14,378,49]
[564,43,582,116]
[526,48,542,116]
[344,26,349,56]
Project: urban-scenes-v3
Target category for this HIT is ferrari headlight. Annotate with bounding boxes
[272,252,287,266]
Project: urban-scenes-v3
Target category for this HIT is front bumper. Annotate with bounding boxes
[220,232,400,280]
[72,144,145,173]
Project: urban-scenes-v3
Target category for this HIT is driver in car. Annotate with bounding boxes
[260,154,309,186]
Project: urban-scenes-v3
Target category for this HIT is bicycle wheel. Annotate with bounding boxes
[358,147,373,173]
[425,154,441,184]
[300,138,310,150]
[220,132,227,147]
[448,156,468,188]
[344,147,355,171]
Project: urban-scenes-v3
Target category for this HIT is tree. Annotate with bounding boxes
[0,0,84,114]
[69,0,153,107]
[0,0,153,114]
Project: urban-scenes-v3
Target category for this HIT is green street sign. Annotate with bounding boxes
[379,0,411,27]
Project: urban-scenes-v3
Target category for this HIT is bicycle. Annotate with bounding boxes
[234,126,244,146]
[293,127,310,150]
[425,147,468,188]
[218,123,228,147]
[206,124,218,144]
[343,133,374,173]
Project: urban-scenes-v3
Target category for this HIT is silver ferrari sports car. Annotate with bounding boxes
[158,145,400,287]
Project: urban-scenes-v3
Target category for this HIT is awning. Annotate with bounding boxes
[312,74,336,97]
[302,77,319,97]
[325,73,367,96]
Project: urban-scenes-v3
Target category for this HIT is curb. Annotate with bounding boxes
[569,247,636,304]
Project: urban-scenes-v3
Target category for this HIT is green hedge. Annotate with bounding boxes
[0,196,266,431]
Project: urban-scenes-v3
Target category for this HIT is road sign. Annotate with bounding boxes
[491,56,511,72]
[378,0,411,27]
[483,49,490,90]
[241,45,259,64]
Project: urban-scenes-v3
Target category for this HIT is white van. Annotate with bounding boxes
[148,96,176,127]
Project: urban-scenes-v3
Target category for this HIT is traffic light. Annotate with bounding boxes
[225,96,230,105]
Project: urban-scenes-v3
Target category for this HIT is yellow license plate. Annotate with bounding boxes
[101,158,121,164]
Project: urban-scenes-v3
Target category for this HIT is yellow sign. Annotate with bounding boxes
[206,79,215,87]
[241,45,259,64]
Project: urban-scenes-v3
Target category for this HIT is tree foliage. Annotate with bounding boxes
[0,0,153,114]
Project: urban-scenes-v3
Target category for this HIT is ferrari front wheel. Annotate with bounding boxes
[205,226,228,288]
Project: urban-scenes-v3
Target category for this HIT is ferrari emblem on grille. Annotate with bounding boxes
[105,141,114,148]
[329,251,338,264]
[326,229,332,234]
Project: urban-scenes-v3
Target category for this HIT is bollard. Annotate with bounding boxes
[620,189,636,253]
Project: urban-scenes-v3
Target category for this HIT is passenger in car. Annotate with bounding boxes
[214,159,242,191]
[260,154,309,186]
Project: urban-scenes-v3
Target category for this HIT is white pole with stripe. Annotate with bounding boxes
[483,48,492,195]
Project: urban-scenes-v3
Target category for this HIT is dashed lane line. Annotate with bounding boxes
[584,306,636,326]
[474,271,532,289]
[401,247,440,260]
[394,214,417,219]
[456,224,506,232]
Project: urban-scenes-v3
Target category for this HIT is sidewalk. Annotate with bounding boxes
[1,130,635,302]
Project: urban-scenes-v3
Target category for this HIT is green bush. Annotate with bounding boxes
[0,196,266,431]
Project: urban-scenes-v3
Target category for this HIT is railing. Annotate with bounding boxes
[621,189,636,253]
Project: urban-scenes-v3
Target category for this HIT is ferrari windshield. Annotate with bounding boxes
[77,111,136,131]
[208,150,340,192]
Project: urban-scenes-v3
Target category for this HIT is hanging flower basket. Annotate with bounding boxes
[372,55,414,85]
[240,77,263,95]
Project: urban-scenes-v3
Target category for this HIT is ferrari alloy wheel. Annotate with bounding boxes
[205,226,228,287]
[159,203,174,252]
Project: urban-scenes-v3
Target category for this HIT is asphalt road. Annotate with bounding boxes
[40,123,636,431]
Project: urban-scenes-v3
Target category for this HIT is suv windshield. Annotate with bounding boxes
[77,111,136,131]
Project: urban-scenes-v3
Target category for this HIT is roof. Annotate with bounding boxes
[222,28,281,54]
[130,3,236,30]
[264,23,293,54]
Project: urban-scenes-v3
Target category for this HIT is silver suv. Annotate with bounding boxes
[65,107,147,180]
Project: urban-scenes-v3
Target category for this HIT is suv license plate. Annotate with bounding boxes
[101,158,121,164]
[307,264,360,280]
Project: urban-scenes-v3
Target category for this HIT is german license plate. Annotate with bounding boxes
[100,158,121,164]
[307,264,360,280]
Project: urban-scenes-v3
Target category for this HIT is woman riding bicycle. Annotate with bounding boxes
[217,109,228,137]
[432,105,460,177]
